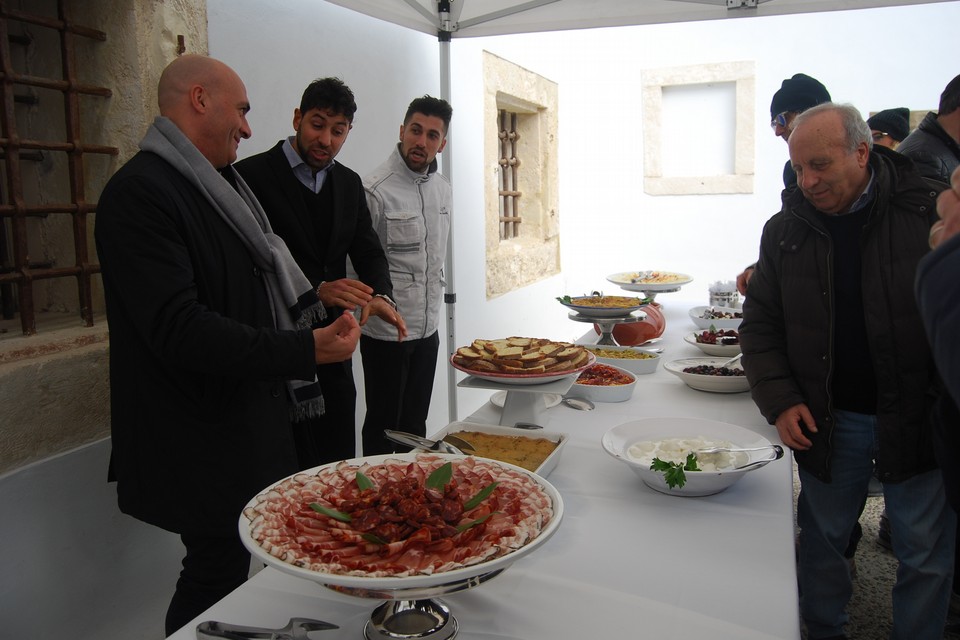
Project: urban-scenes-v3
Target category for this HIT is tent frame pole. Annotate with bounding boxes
[438,5,458,423]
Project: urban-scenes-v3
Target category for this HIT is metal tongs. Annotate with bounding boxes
[197,618,338,640]
[383,429,475,454]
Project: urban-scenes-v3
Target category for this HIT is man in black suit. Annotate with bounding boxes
[95,55,361,635]
[236,78,406,465]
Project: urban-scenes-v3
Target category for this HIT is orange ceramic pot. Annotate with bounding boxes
[594,302,666,346]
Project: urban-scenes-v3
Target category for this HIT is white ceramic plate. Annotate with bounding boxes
[688,305,743,330]
[601,417,781,496]
[450,352,596,386]
[557,295,645,318]
[431,421,568,477]
[664,357,750,393]
[490,391,562,409]
[606,271,693,292]
[683,332,741,357]
[240,453,563,591]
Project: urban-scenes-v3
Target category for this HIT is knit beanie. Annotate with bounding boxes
[866,108,910,142]
[770,74,831,119]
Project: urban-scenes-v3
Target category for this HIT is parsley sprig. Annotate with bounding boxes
[651,453,701,489]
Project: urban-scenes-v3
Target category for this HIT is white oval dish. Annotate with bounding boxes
[664,357,749,393]
[688,306,743,330]
[683,332,741,357]
[606,271,693,292]
[601,417,781,496]
[579,344,660,375]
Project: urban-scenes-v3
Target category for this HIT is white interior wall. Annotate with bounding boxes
[208,0,960,437]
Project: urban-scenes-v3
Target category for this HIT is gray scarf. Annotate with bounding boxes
[140,116,325,422]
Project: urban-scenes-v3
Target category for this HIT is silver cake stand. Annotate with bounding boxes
[566,309,647,346]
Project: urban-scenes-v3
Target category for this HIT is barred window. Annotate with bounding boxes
[497,109,521,240]
[0,4,114,335]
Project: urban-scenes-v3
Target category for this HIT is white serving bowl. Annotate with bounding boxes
[578,343,660,375]
[664,357,750,393]
[688,306,743,330]
[683,332,741,357]
[567,363,637,403]
[601,417,783,496]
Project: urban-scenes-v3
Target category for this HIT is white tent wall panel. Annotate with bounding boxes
[209,0,960,437]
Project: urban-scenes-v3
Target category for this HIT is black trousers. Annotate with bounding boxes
[165,533,250,636]
[360,331,440,456]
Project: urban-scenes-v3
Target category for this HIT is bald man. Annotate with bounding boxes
[95,55,360,634]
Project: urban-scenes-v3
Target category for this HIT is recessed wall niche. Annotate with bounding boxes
[642,61,755,195]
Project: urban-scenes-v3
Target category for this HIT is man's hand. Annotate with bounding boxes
[312,310,360,363]
[930,165,960,249]
[316,278,373,311]
[774,403,817,451]
[736,267,755,296]
[359,296,408,341]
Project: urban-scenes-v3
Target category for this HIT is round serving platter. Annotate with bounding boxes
[239,453,564,640]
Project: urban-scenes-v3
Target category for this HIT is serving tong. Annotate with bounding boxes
[383,429,475,454]
[197,617,337,640]
[694,443,786,471]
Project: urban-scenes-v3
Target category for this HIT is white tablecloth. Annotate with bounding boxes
[169,298,801,640]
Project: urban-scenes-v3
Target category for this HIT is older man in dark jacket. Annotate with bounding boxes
[740,103,954,640]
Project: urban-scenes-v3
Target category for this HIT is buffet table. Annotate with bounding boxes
[168,297,800,640]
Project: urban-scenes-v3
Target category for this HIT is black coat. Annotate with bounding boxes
[235,142,393,299]
[95,151,316,535]
[897,111,960,184]
[741,146,941,483]
[916,230,960,511]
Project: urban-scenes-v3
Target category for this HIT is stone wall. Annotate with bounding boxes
[0,0,208,475]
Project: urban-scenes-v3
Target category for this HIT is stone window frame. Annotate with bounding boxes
[642,61,755,195]
[483,51,559,299]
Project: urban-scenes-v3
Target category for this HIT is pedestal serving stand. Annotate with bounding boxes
[566,310,647,346]
[458,374,576,426]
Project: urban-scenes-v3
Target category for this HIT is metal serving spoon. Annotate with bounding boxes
[717,352,743,368]
[562,397,595,411]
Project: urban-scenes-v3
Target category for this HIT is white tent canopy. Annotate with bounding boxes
[322,0,954,423]
[325,0,953,38]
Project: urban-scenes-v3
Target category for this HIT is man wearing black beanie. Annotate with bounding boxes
[769,73,832,185]
[867,107,911,150]
[738,73,833,296]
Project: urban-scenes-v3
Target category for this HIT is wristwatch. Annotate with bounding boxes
[374,293,398,310]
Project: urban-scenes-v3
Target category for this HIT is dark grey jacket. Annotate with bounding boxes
[741,146,941,483]
[897,111,960,183]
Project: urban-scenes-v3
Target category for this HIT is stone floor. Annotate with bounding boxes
[793,462,960,639]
